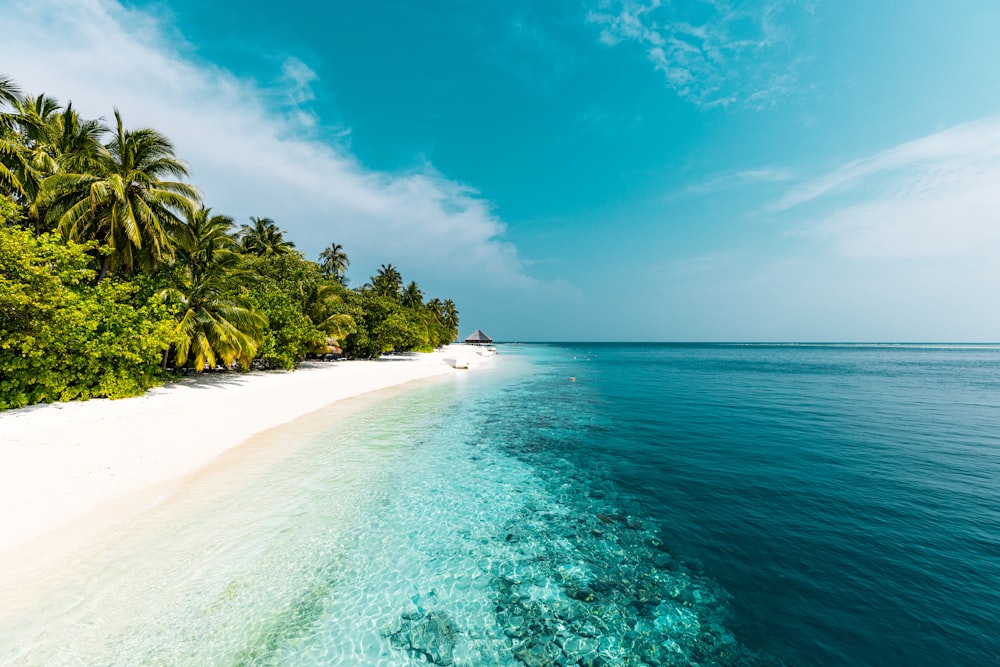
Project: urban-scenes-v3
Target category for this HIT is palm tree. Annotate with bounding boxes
[0,83,72,214]
[442,299,459,338]
[173,206,236,271]
[41,109,200,279]
[318,242,349,282]
[0,85,107,223]
[401,280,424,309]
[160,255,265,371]
[426,297,443,320]
[0,89,54,205]
[371,263,402,300]
[158,204,265,370]
[238,216,295,256]
[4,95,68,207]
[49,104,107,176]
[25,103,108,233]
[302,282,356,342]
[0,74,21,111]
[0,95,111,235]
[0,113,27,203]
[15,94,61,143]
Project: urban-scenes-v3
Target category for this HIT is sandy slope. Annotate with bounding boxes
[0,347,484,559]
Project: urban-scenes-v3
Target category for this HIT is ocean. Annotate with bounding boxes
[3,343,999,666]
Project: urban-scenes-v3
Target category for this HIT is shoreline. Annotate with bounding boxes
[0,346,491,569]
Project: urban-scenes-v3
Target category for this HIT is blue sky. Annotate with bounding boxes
[4,0,1000,340]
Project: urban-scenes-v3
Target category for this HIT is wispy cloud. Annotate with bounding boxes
[0,0,536,295]
[280,57,318,106]
[686,166,794,194]
[775,117,1000,260]
[587,0,809,109]
[277,57,321,128]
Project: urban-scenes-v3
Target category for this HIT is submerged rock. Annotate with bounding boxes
[410,612,458,665]
[513,639,561,667]
[500,610,529,638]
[384,610,459,666]
[588,579,617,594]
[566,586,596,602]
[559,634,600,663]
[625,518,643,530]
[653,600,700,638]
[573,621,601,638]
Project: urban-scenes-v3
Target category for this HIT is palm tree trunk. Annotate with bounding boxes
[96,254,110,282]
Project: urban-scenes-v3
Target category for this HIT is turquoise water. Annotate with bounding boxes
[3,344,999,665]
[496,343,1000,666]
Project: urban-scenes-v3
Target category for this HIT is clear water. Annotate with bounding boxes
[2,344,999,666]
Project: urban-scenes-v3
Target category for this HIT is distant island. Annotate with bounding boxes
[0,74,460,410]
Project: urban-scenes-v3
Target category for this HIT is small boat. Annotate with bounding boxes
[444,357,470,369]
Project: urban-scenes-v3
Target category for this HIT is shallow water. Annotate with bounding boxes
[2,344,999,666]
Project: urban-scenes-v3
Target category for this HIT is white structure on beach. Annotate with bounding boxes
[443,331,498,368]
[463,329,497,358]
[463,329,493,345]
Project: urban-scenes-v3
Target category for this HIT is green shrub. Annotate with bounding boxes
[0,228,175,409]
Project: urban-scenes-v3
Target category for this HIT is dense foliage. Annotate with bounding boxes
[0,225,175,408]
[0,76,460,408]
[235,254,331,370]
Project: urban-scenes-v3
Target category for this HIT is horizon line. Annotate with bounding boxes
[485,341,1000,345]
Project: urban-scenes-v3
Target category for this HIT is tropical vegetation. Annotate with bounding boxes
[0,76,460,409]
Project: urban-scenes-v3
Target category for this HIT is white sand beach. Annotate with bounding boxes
[0,346,492,570]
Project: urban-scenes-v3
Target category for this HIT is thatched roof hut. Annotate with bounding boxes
[464,329,493,344]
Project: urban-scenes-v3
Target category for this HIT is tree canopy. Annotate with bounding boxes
[0,75,461,409]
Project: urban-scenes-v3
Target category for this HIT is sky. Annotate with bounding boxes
[3,0,1000,341]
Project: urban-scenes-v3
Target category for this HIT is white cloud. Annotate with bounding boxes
[777,117,1000,259]
[0,0,536,294]
[587,0,806,109]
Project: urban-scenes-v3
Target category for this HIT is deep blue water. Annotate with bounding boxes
[483,343,1000,666]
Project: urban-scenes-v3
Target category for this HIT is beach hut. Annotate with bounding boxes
[463,329,493,345]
